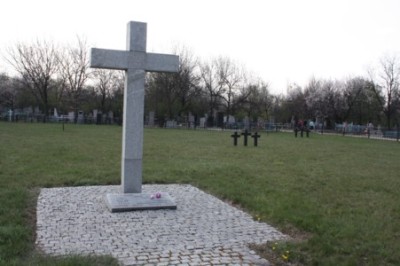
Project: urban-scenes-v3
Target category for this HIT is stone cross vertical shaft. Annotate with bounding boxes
[90,21,179,194]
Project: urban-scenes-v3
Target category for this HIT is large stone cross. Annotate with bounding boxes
[90,21,179,212]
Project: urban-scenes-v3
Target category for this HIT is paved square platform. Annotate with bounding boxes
[36,184,287,265]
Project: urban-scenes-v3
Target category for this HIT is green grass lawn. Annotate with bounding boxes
[1,122,399,265]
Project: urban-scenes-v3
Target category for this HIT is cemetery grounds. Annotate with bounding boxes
[0,122,399,265]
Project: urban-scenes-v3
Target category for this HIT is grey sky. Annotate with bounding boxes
[1,0,400,94]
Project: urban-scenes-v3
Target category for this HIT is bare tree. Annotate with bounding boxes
[173,46,202,116]
[284,83,307,123]
[341,77,365,122]
[93,69,123,113]
[199,58,226,126]
[6,40,60,121]
[304,77,322,119]
[146,71,178,120]
[146,45,201,123]
[370,54,400,129]
[215,56,245,123]
[58,37,91,122]
[339,77,382,125]
[302,78,344,128]
[235,78,271,120]
[0,73,14,109]
[257,81,273,119]
[110,72,125,123]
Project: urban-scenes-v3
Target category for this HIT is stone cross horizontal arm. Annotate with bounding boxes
[90,48,179,72]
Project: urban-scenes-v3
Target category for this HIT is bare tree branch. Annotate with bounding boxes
[5,39,59,121]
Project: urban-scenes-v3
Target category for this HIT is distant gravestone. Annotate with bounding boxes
[224,115,235,124]
[107,111,114,124]
[93,110,102,125]
[77,111,84,124]
[188,113,195,128]
[199,117,206,128]
[8,109,13,122]
[148,111,155,127]
[243,116,250,130]
[23,106,33,114]
[68,111,74,122]
[90,21,179,212]
[166,120,177,128]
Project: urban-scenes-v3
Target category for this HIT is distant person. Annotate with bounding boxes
[299,120,304,137]
[309,120,315,130]
[367,121,373,136]
[343,121,347,136]
[304,120,310,137]
[294,118,299,137]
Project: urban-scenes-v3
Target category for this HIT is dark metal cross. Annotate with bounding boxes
[241,129,252,146]
[251,132,261,147]
[231,131,241,146]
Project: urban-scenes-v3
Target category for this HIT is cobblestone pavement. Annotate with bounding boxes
[36,185,287,265]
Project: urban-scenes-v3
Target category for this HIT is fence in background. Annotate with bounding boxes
[2,114,399,142]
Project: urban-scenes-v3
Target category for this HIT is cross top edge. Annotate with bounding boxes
[127,21,147,52]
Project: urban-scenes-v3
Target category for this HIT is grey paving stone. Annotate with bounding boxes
[36,185,286,265]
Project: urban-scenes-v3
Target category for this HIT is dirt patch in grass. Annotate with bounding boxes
[250,224,313,266]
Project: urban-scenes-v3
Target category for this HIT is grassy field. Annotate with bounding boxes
[0,122,399,265]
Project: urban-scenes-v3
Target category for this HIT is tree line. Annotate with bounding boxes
[1,39,399,128]
[0,38,125,123]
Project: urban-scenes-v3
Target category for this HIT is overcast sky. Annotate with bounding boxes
[1,0,400,94]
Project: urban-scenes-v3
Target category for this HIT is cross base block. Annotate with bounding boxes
[105,192,177,212]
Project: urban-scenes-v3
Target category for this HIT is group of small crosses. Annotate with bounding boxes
[231,130,260,147]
